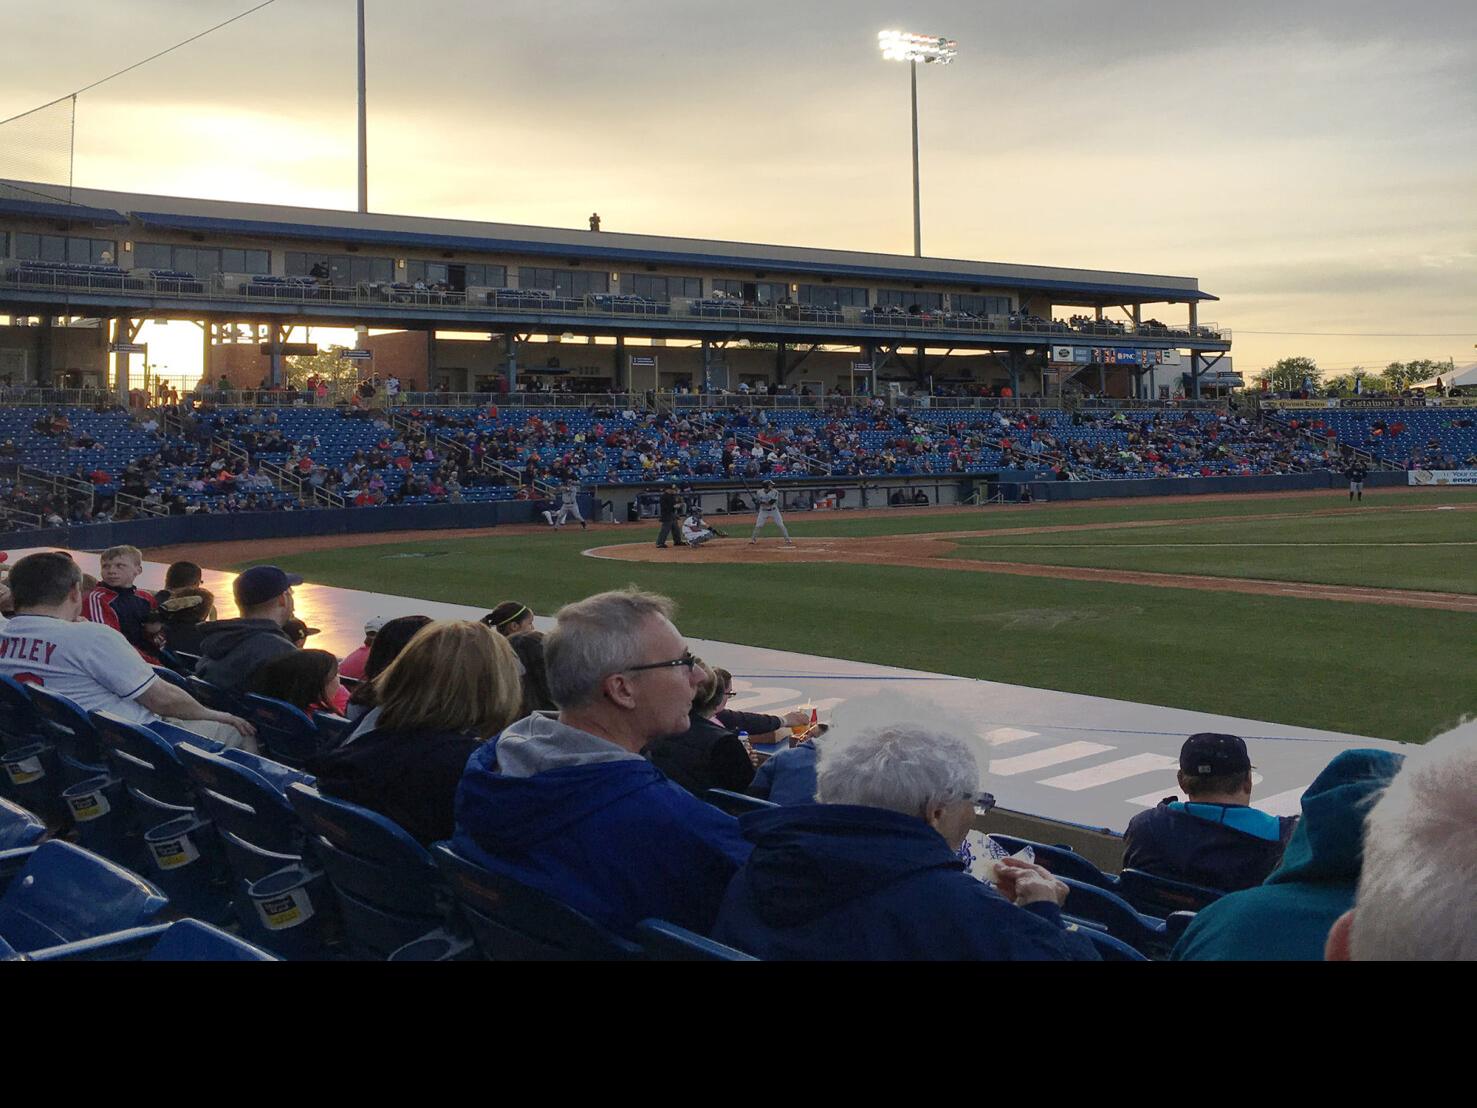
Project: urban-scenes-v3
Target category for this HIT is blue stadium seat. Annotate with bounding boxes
[176,742,336,958]
[151,666,191,691]
[1064,922,1150,962]
[635,918,757,961]
[186,676,240,715]
[985,833,1121,891]
[287,783,469,960]
[0,797,47,850]
[23,918,277,961]
[431,843,641,961]
[0,840,168,954]
[1116,868,1227,918]
[1060,876,1174,958]
[26,688,135,858]
[26,686,110,784]
[0,740,65,826]
[0,675,46,752]
[706,788,779,817]
[242,694,340,768]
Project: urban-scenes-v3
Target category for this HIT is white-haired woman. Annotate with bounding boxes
[711,724,1098,961]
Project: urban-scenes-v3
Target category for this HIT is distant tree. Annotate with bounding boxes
[1324,374,1359,398]
[1254,356,1320,393]
[285,348,360,393]
[1381,358,1454,391]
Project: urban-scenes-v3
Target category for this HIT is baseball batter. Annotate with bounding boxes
[750,479,794,545]
[549,484,588,530]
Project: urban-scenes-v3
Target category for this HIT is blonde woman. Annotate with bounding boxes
[312,620,523,845]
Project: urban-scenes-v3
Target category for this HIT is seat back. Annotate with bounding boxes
[0,676,46,751]
[186,676,239,714]
[151,667,190,691]
[986,833,1120,890]
[24,918,277,961]
[242,694,335,768]
[1060,876,1169,957]
[431,843,640,961]
[176,743,304,856]
[0,840,167,953]
[705,788,779,817]
[26,687,108,776]
[287,784,451,958]
[90,711,195,812]
[0,798,47,850]
[1065,922,1151,962]
[1117,868,1227,917]
[635,918,757,961]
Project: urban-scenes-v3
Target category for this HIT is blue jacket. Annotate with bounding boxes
[1123,798,1297,892]
[712,804,1100,961]
[747,740,818,806]
[1172,748,1404,961]
[453,740,753,937]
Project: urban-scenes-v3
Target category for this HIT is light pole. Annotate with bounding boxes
[878,30,957,258]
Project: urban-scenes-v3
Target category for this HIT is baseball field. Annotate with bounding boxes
[163,486,1477,745]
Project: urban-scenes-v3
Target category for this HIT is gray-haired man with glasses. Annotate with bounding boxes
[454,587,752,938]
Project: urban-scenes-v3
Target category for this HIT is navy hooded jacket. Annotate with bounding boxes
[747,739,818,806]
[1122,797,1297,892]
[1172,748,1404,961]
[712,804,1100,961]
[452,738,753,937]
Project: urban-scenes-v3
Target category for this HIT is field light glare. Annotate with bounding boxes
[877,30,957,64]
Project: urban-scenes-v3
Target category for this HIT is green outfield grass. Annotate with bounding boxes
[243,489,1477,744]
[951,504,1477,592]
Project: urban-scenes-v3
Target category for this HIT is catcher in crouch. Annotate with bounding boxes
[750,479,794,546]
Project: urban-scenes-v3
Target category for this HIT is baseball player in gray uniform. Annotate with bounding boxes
[551,483,587,530]
[750,479,794,545]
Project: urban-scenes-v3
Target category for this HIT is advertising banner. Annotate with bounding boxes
[1408,469,1477,486]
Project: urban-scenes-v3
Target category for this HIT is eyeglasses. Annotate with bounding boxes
[973,792,997,814]
[625,649,698,674]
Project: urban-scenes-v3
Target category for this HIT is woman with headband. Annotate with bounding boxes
[482,601,534,637]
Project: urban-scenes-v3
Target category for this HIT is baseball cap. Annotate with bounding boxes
[365,615,388,635]
[233,565,303,609]
[1179,733,1252,776]
[283,617,321,641]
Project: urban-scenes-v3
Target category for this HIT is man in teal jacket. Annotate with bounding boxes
[1170,747,1404,961]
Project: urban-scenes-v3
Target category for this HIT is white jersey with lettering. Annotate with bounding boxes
[0,614,159,726]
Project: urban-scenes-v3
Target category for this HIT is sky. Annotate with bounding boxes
[3,0,1475,382]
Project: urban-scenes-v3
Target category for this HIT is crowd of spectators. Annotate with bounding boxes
[1,550,1472,961]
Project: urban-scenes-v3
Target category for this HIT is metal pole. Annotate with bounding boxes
[357,0,368,214]
[910,60,921,257]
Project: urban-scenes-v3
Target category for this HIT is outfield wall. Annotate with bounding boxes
[1,473,1405,550]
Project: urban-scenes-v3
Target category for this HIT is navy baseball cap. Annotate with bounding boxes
[1180,733,1252,776]
[233,565,303,609]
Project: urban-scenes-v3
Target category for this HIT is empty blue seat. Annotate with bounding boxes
[0,675,46,752]
[431,843,641,961]
[1064,921,1150,961]
[176,743,334,957]
[23,918,277,961]
[287,783,466,960]
[0,840,168,954]
[1060,877,1177,958]
[1116,868,1226,918]
[635,918,757,961]
[26,686,109,783]
[0,798,46,850]
[186,676,239,714]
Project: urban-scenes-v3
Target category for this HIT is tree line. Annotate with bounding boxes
[1252,357,1458,396]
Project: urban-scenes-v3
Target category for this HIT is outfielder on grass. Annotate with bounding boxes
[751,480,794,546]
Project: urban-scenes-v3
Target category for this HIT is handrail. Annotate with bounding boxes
[114,491,167,518]
[18,465,96,510]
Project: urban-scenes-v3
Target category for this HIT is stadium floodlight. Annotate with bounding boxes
[878,30,957,257]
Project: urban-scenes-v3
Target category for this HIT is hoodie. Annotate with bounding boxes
[192,619,296,693]
[452,713,753,937]
[1171,748,1404,961]
[747,739,818,806]
[1122,796,1297,893]
[711,804,1100,961]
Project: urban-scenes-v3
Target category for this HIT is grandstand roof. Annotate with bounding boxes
[1,178,1216,303]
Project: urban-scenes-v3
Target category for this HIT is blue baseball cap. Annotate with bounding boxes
[233,565,303,609]
[1180,733,1252,776]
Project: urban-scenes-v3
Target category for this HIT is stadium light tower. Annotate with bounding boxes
[357,0,368,213]
[878,29,957,257]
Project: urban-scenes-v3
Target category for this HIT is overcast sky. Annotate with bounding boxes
[3,0,1475,376]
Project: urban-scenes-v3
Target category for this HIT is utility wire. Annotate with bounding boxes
[1234,330,1475,338]
[0,0,280,125]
